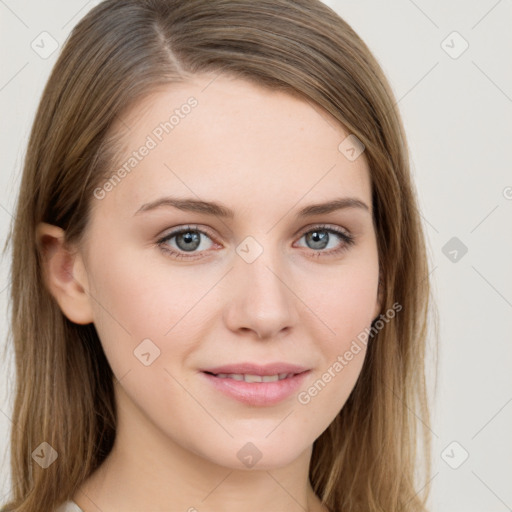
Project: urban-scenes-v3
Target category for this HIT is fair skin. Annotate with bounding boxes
[38,74,381,512]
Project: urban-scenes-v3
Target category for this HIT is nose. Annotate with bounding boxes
[223,248,299,340]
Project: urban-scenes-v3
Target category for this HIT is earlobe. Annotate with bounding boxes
[36,222,94,325]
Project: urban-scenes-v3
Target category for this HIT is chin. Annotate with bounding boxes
[197,437,311,471]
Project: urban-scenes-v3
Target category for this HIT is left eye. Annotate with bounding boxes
[157,224,354,260]
[295,226,354,254]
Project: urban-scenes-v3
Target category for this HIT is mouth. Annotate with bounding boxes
[202,371,303,383]
[200,361,310,377]
[200,367,311,406]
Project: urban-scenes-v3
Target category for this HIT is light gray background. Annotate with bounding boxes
[1,1,511,510]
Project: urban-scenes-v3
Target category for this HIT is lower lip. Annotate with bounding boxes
[201,371,311,406]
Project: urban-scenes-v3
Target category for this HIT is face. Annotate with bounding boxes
[77,74,381,470]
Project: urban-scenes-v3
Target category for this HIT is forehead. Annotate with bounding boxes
[95,74,372,218]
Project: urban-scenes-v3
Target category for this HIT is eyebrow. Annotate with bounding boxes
[134,196,370,218]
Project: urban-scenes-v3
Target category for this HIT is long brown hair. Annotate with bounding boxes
[3,1,436,510]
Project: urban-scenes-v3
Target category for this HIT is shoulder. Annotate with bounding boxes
[55,501,84,512]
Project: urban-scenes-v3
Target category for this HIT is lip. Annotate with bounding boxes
[200,363,311,407]
[201,362,310,376]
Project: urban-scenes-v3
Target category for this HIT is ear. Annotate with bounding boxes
[36,222,94,325]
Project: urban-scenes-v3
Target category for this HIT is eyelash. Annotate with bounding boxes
[156,224,355,260]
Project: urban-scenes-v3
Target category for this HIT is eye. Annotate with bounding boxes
[295,224,355,258]
[157,225,217,260]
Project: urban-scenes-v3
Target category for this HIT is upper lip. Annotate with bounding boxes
[201,362,310,376]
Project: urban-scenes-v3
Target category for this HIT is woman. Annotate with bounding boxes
[3,0,435,511]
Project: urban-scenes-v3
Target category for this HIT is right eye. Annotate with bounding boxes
[156,225,217,260]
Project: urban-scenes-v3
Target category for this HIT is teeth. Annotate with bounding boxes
[214,373,292,382]
[244,374,265,383]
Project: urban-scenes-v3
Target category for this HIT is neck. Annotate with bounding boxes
[74,385,327,512]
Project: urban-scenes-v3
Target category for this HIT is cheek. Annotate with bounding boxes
[85,243,216,375]
[293,290,375,442]
[304,254,379,344]
[297,257,378,403]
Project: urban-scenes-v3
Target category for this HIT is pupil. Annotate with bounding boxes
[308,230,328,250]
[178,231,200,251]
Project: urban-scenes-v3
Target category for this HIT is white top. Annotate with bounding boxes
[55,501,84,512]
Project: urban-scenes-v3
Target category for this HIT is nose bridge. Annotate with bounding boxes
[224,235,298,338]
